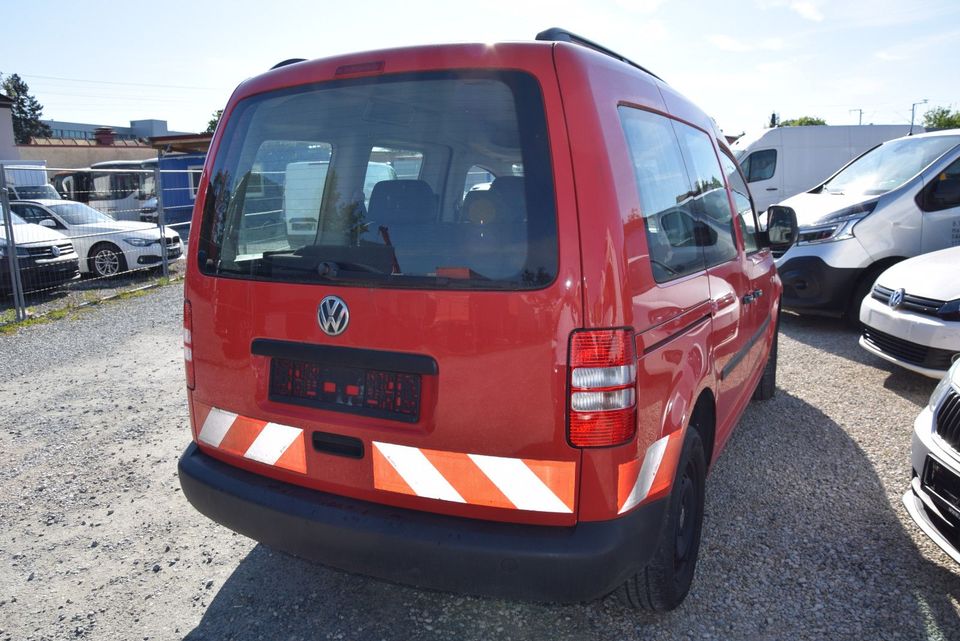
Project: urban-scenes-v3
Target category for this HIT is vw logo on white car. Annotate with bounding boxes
[318,296,349,336]
[888,288,906,309]
[50,245,61,258]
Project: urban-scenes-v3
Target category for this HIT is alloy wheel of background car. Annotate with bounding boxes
[90,244,127,278]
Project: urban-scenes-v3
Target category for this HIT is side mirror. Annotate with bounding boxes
[762,205,798,252]
[39,219,57,229]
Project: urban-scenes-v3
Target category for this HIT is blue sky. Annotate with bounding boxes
[2,0,958,136]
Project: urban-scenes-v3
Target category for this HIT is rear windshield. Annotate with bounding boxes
[198,70,558,290]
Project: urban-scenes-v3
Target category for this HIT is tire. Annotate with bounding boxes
[752,325,778,401]
[621,427,707,611]
[89,243,127,278]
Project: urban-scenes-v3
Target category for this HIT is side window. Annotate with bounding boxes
[188,165,204,200]
[672,124,739,267]
[719,151,760,254]
[920,157,960,212]
[743,149,777,182]
[619,106,704,283]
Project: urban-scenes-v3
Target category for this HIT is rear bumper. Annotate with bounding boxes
[178,442,668,603]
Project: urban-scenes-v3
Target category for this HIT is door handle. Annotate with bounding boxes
[765,187,778,191]
[742,289,763,305]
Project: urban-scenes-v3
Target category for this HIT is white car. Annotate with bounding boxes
[859,245,960,379]
[9,199,182,278]
[904,358,960,564]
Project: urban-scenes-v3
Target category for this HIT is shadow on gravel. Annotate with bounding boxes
[184,390,960,641]
[779,313,934,407]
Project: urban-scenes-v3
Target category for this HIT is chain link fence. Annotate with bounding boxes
[0,162,198,325]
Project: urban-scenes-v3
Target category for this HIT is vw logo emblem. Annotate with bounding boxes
[888,288,905,309]
[50,245,60,258]
[318,296,349,336]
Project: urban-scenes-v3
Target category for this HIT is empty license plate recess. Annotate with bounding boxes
[269,357,422,422]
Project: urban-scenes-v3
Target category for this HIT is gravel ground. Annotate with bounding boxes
[0,283,958,641]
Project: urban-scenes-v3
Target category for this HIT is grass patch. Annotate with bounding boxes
[0,275,182,335]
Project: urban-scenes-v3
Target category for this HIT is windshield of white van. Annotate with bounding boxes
[198,71,558,290]
[821,136,960,196]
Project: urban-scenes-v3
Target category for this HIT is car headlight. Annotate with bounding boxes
[928,359,960,410]
[0,244,29,258]
[797,199,879,245]
[123,237,156,247]
[937,298,960,322]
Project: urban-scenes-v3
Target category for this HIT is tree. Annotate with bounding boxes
[779,116,827,127]
[204,109,223,134]
[0,72,52,144]
[922,106,960,130]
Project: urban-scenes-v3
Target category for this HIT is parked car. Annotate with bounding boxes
[859,245,960,378]
[0,210,79,292]
[9,199,182,278]
[177,29,797,611]
[904,358,960,564]
[775,129,960,320]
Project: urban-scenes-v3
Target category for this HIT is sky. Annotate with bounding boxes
[1,0,958,137]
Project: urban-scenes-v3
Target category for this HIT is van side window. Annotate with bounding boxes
[719,150,760,254]
[619,107,705,283]
[742,149,776,182]
[919,157,960,212]
[672,124,739,267]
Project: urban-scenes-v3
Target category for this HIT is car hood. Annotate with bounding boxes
[875,246,960,301]
[777,191,881,228]
[0,223,69,245]
[74,221,162,236]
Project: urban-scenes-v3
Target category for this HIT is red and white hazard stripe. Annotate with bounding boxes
[372,442,576,513]
[617,431,684,514]
[197,407,307,474]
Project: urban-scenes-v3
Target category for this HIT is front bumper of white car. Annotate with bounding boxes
[860,291,960,379]
[905,398,960,565]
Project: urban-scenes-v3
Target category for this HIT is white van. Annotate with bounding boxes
[731,125,917,212]
[775,129,960,319]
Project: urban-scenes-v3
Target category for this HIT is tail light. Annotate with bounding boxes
[568,328,637,447]
[184,300,195,390]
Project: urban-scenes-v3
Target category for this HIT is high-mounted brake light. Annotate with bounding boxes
[184,300,195,390]
[568,329,637,447]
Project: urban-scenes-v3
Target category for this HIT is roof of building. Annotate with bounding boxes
[24,137,151,147]
[148,133,212,154]
[0,93,13,107]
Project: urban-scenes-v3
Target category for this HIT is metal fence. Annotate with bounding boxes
[0,163,199,324]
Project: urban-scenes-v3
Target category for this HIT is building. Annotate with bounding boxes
[41,118,190,142]
[0,93,18,160]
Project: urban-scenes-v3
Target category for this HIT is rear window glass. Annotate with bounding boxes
[198,71,557,290]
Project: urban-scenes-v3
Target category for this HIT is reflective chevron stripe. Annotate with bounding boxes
[372,442,575,513]
[617,431,684,514]
[197,406,307,474]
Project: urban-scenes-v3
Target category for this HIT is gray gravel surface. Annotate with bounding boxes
[0,284,958,640]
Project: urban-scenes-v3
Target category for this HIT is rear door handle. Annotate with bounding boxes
[765,187,778,191]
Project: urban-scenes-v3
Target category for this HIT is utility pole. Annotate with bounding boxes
[849,108,863,125]
[910,99,928,134]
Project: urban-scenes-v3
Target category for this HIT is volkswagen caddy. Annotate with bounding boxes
[178,29,795,611]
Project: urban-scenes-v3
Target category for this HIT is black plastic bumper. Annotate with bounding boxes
[178,442,668,603]
[778,255,862,315]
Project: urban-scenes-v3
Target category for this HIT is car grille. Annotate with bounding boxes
[872,284,945,318]
[936,388,960,452]
[861,324,958,370]
[25,242,75,258]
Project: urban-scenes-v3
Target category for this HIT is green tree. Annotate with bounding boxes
[922,106,960,129]
[204,109,223,134]
[779,116,827,127]
[0,72,52,143]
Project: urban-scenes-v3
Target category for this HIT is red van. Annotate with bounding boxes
[178,29,797,611]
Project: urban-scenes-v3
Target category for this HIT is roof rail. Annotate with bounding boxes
[270,58,306,70]
[535,28,663,82]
